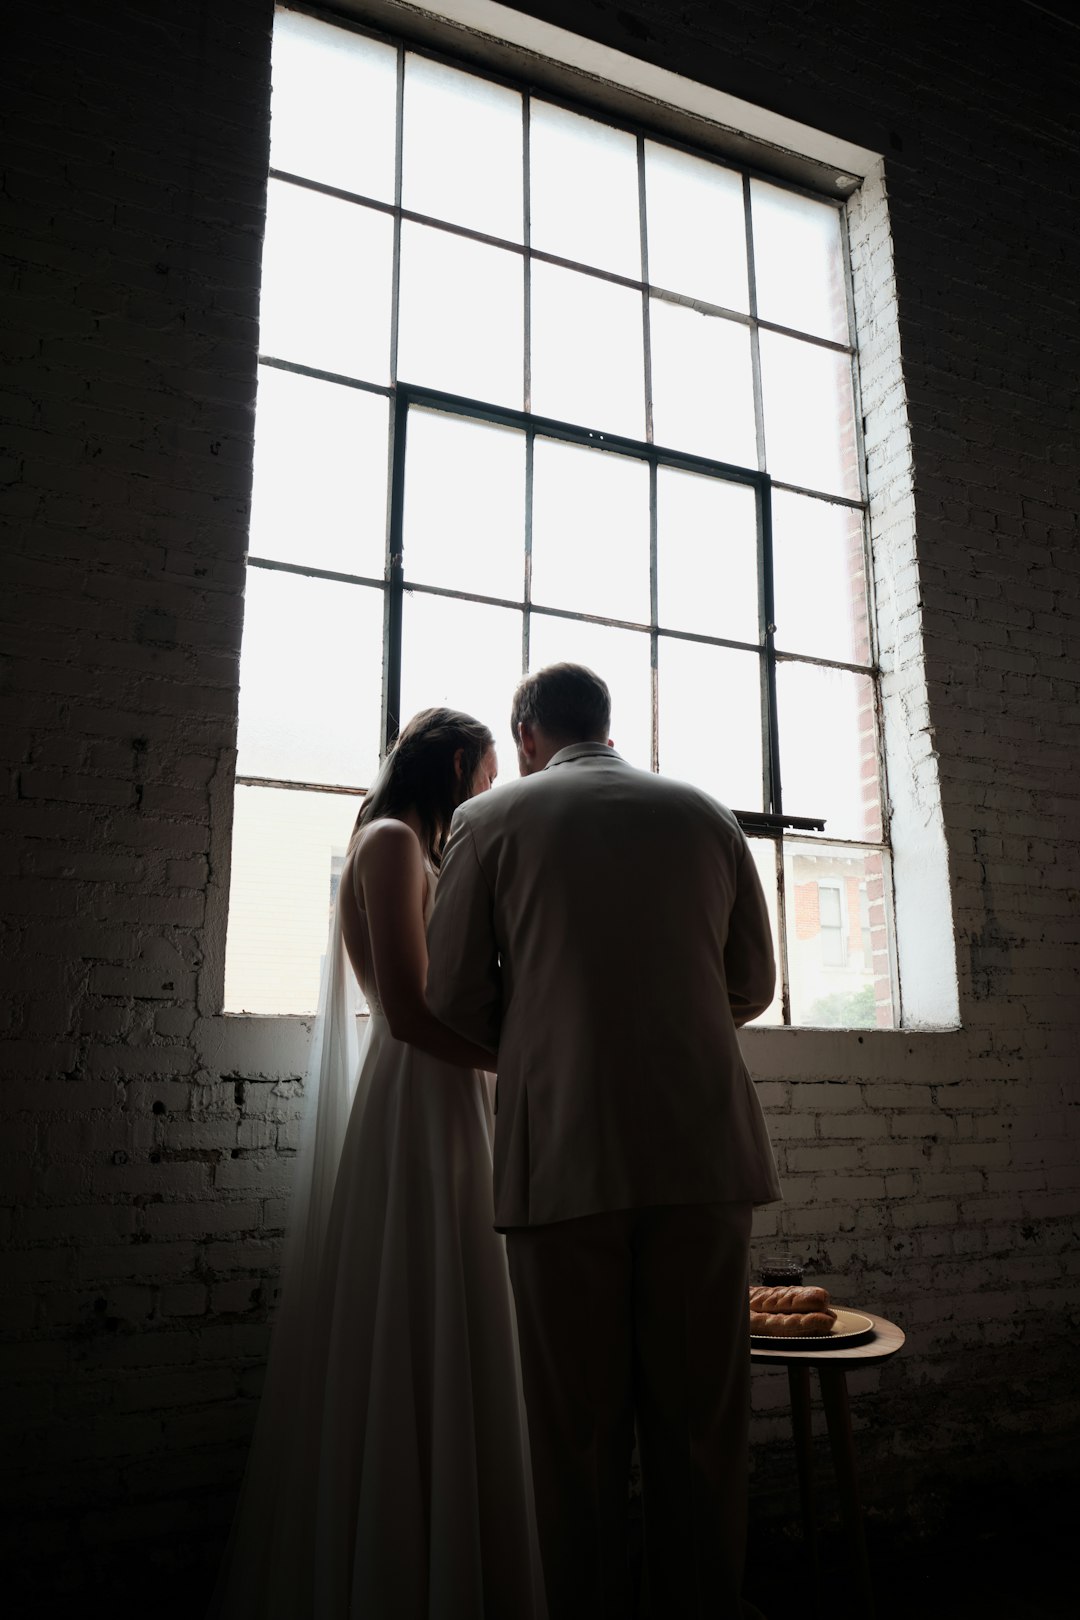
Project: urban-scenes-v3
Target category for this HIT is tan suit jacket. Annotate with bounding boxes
[426,743,782,1229]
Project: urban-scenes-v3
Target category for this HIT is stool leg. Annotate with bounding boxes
[787,1362,819,1596]
[819,1365,874,1619]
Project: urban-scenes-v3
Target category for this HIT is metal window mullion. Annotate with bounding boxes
[837,201,861,372]
[760,482,782,818]
[382,48,407,751]
[267,168,398,218]
[397,380,763,485]
[524,598,715,639]
[258,356,393,398]
[744,174,775,820]
[773,647,877,678]
[755,314,852,354]
[384,393,408,746]
[838,199,873,566]
[649,463,659,771]
[748,161,773,822]
[522,91,533,418]
[745,169,777,821]
[304,9,857,212]
[780,832,890,855]
[247,556,387,593]
[401,576,771,653]
[638,133,654,448]
[235,774,368,797]
[523,430,534,674]
[770,476,865,511]
[388,47,405,388]
[743,172,766,477]
[743,169,788,1020]
[522,92,533,676]
[773,835,793,1025]
[266,170,854,364]
[637,133,659,770]
[655,620,773,658]
[737,812,824,834]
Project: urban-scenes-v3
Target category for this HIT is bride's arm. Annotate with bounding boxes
[356,821,497,1071]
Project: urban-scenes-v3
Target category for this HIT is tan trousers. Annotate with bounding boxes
[507,1201,753,1620]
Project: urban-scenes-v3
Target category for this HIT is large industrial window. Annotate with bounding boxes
[224,6,897,1028]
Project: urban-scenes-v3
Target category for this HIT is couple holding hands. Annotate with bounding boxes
[212,662,780,1620]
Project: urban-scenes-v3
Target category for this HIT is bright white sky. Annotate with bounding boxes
[225,8,879,1015]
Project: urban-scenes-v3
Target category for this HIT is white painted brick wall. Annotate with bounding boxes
[2,0,1078,1604]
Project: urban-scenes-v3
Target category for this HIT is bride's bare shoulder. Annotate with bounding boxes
[352,818,422,855]
[349,818,425,883]
[347,820,429,925]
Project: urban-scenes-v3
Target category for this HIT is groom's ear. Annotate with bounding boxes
[516,722,542,776]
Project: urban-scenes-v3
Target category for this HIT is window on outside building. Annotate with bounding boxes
[223,5,898,1028]
[818,884,846,968]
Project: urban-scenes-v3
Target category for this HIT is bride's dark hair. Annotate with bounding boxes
[350,707,494,868]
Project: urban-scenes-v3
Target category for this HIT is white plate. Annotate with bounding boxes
[749,1306,875,1350]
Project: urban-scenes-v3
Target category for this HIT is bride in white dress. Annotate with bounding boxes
[209,708,545,1620]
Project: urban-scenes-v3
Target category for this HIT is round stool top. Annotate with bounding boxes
[749,1310,904,1368]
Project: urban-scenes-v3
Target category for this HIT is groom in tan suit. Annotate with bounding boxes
[427,663,781,1619]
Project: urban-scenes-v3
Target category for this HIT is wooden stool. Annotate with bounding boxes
[750,1311,905,1618]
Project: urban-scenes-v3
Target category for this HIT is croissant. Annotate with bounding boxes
[749,1285,832,1316]
[750,1310,836,1336]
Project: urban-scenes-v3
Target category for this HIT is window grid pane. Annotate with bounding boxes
[230,9,893,1026]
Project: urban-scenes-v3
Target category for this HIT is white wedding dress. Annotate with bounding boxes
[209,860,544,1619]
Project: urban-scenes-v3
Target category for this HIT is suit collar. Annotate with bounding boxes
[545,742,624,770]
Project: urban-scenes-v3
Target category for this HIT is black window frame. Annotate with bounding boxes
[231,5,897,1026]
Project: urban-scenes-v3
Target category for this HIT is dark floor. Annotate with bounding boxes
[20,1471,1075,1619]
[610,1468,1074,1620]
[741,1479,1073,1620]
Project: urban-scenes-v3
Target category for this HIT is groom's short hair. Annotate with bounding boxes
[511,663,611,745]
